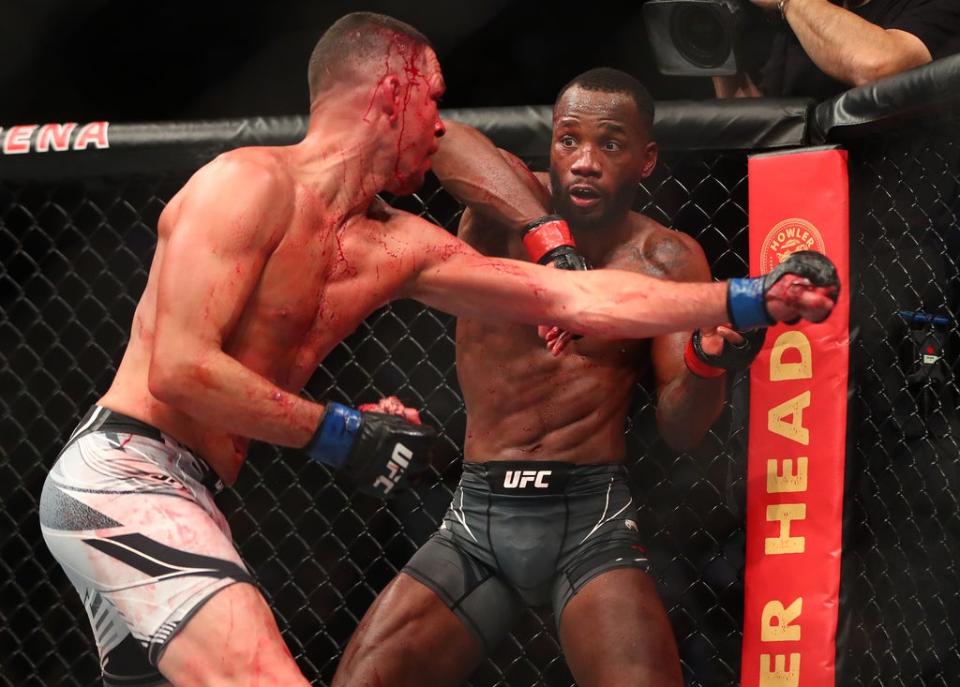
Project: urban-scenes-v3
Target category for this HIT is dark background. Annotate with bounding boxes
[0,0,724,125]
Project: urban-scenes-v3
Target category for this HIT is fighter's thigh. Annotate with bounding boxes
[559,568,682,687]
[158,581,308,687]
[41,473,251,650]
[332,573,482,687]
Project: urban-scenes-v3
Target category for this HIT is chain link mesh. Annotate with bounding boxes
[838,119,960,687]
[1,116,957,686]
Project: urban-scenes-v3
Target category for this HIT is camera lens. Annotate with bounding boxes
[670,5,732,69]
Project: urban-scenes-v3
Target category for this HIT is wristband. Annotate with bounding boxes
[522,215,576,265]
[684,334,726,379]
[303,402,362,468]
[727,277,772,331]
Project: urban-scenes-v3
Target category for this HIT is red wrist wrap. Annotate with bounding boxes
[684,336,726,379]
[522,219,575,264]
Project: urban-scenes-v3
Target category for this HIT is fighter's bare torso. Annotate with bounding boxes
[99,147,435,483]
[457,174,700,463]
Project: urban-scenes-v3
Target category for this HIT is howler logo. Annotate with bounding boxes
[760,218,826,273]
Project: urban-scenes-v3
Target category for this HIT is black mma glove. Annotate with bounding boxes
[684,327,768,378]
[303,403,436,498]
[727,250,840,329]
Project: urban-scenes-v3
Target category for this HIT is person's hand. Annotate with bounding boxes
[728,251,840,329]
[358,396,422,425]
[539,325,575,357]
[698,326,745,356]
[763,276,837,324]
[684,326,768,378]
[304,400,435,498]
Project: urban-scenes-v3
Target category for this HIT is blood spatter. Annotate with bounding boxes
[330,226,358,278]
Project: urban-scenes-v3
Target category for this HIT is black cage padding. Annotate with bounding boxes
[0,99,811,182]
[813,53,960,141]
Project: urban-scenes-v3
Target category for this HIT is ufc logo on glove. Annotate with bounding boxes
[305,404,436,498]
[372,443,413,494]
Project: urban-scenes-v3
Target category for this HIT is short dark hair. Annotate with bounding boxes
[308,12,432,101]
[555,68,655,133]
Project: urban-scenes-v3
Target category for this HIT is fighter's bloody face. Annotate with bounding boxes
[386,48,446,196]
[549,86,656,230]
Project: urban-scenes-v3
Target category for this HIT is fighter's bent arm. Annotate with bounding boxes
[647,234,726,452]
[148,157,324,447]
[432,119,549,228]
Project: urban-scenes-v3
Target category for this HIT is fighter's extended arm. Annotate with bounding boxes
[400,215,837,338]
[434,121,585,269]
[148,158,323,447]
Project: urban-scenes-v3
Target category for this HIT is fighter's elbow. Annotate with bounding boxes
[657,404,723,452]
[147,360,183,405]
[660,423,706,453]
[439,118,467,138]
[148,352,202,407]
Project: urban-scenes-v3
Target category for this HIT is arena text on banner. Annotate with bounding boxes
[741,146,851,687]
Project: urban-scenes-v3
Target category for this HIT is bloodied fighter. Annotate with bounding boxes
[40,15,838,687]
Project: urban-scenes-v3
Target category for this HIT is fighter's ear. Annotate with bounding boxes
[378,74,402,125]
[640,140,658,179]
